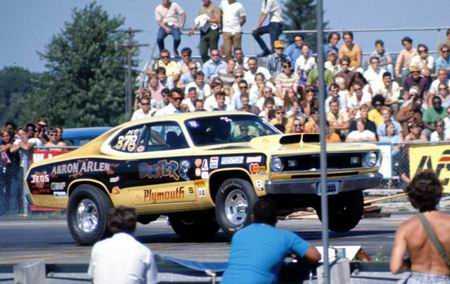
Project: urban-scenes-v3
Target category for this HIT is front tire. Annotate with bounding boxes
[215,178,258,235]
[67,185,112,245]
[169,211,219,241]
[317,190,364,233]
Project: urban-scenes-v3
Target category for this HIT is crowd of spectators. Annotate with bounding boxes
[0,119,66,215]
[136,0,450,145]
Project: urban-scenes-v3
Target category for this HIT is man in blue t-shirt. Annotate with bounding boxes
[222,198,321,284]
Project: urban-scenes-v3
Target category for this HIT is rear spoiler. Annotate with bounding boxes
[279,134,320,145]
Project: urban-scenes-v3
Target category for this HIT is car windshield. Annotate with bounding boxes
[185,115,280,146]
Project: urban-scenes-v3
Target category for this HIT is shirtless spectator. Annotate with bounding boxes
[395,37,417,82]
[339,31,362,70]
[155,0,186,56]
[391,171,450,283]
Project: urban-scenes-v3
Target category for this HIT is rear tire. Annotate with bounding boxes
[67,185,112,245]
[316,190,364,233]
[215,178,258,235]
[169,211,219,241]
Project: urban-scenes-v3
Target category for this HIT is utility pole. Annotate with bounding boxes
[316,0,330,283]
[117,27,149,118]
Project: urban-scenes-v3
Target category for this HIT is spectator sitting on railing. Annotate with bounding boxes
[390,171,450,282]
[0,130,21,215]
[339,31,362,71]
[220,0,247,60]
[284,34,304,64]
[155,0,186,57]
[25,123,43,148]
[202,49,227,81]
[89,206,157,284]
[252,0,283,58]
[410,43,434,78]
[395,36,417,82]
[435,44,450,76]
[370,39,393,75]
[267,40,288,75]
[221,197,321,284]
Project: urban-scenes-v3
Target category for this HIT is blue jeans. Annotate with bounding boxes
[252,22,283,54]
[157,26,181,54]
[1,168,21,215]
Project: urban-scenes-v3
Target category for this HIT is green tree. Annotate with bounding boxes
[0,66,41,126]
[282,0,327,50]
[38,2,136,127]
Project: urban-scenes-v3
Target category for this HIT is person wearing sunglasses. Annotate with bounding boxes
[429,69,450,97]
[435,44,450,76]
[410,43,434,77]
[131,97,156,121]
[403,64,431,99]
[155,88,185,116]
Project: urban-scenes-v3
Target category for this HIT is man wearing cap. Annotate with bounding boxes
[403,64,431,99]
[267,40,288,75]
[252,0,283,58]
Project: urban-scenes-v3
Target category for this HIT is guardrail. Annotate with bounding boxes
[0,259,401,284]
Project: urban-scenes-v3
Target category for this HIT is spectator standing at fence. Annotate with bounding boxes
[435,44,450,77]
[267,40,288,75]
[252,0,283,58]
[155,88,185,116]
[390,171,450,282]
[155,0,186,56]
[370,40,394,75]
[0,130,21,215]
[284,34,304,64]
[220,0,247,60]
[339,31,362,71]
[202,49,227,81]
[189,0,221,63]
[222,197,320,284]
[324,32,340,56]
[89,206,157,284]
[131,97,156,121]
[395,37,417,82]
[13,128,33,213]
[25,123,43,148]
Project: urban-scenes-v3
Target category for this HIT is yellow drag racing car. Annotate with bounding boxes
[26,112,382,245]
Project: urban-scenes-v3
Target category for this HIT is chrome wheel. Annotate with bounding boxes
[224,189,248,226]
[76,199,99,233]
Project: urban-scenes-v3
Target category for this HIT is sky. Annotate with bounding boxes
[1,0,449,72]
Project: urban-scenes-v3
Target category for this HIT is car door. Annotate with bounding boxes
[106,121,198,210]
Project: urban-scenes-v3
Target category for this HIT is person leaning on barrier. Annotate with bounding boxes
[221,197,321,284]
[390,171,450,283]
[88,206,157,284]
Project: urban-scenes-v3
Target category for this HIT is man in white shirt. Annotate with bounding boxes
[155,0,186,56]
[429,69,450,95]
[244,57,271,86]
[372,71,401,109]
[185,71,211,99]
[363,56,386,90]
[131,97,156,121]
[155,88,185,116]
[89,207,157,284]
[295,44,316,75]
[182,87,199,112]
[220,0,247,59]
[252,0,283,57]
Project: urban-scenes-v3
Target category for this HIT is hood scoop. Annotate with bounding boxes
[279,134,320,145]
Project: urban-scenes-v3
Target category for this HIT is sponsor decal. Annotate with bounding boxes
[210,156,219,169]
[249,163,260,175]
[411,147,450,191]
[197,188,207,198]
[138,160,180,180]
[53,191,67,197]
[255,180,265,191]
[221,156,244,165]
[201,159,209,171]
[30,172,50,189]
[201,171,209,179]
[195,168,201,177]
[180,160,191,181]
[144,187,185,203]
[50,182,66,191]
[51,160,111,177]
[246,156,262,163]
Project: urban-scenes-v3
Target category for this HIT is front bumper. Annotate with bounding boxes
[265,172,383,195]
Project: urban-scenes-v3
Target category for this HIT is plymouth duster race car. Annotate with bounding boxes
[26,112,382,245]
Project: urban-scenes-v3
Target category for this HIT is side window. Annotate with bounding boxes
[110,125,146,153]
[146,122,188,152]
